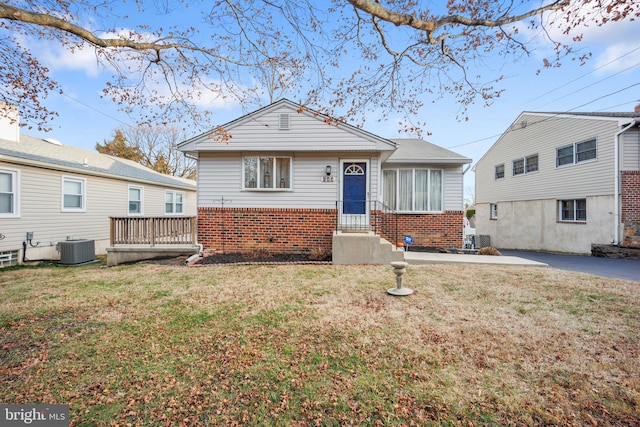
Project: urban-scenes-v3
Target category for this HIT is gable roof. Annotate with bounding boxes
[0,134,196,190]
[178,98,397,155]
[387,139,472,165]
[473,110,640,170]
[533,111,639,119]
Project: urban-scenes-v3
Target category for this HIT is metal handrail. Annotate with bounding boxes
[335,200,398,247]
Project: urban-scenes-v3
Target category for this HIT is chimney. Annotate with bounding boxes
[0,102,20,143]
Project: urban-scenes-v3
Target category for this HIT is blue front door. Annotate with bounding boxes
[343,163,366,214]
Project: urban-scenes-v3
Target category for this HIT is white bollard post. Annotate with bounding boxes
[387,261,413,296]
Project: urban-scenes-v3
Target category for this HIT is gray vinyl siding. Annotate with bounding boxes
[476,114,621,203]
[0,161,196,255]
[197,152,381,209]
[621,127,640,170]
[191,103,393,153]
[444,169,464,211]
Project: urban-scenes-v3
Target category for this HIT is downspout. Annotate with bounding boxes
[614,119,637,245]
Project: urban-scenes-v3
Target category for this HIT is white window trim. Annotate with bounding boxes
[242,155,294,191]
[494,164,505,180]
[558,198,587,222]
[0,168,20,218]
[128,185,144,216]
[556,138,597,168]
[61,176,86,212]
[512,154,539,176]
[165,190,185,215]
[490,203,498,220]
[382,168,444,213]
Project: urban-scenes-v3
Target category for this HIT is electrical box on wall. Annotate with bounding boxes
[26,232,34,240]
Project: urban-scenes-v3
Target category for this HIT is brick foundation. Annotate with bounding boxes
[621,170,640,247]
[197,207,336,254]
[197,207,464,253]
[379,211,464,249]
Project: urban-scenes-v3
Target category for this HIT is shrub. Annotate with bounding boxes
[245,248,271,259]
[309,247,332,261]
[479,246,501,256]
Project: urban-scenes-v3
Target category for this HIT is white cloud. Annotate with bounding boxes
[40,42,103,77]
[510,1,640,74]
[594,43,640,73]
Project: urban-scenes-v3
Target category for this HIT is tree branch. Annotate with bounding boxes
[1,3,205,53]
[346,0,570,38]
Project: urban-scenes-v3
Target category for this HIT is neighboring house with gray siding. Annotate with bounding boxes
[473,109,640,254]
[0,103,196,266]
[178,99,471,257]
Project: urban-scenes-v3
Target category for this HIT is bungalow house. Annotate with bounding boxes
[473,108,640,254]
[0,103,197,266]
[177,99,471,263]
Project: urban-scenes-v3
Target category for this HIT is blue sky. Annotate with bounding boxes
[19,3,640,200]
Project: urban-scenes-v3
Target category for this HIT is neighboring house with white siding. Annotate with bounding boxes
[0,103,196,266]
[473,109,640,254]
[178,99,471,258]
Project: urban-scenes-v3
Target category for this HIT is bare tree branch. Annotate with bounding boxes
[1,0,638,134]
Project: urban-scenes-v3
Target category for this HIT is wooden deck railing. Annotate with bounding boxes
[110,217,197,245]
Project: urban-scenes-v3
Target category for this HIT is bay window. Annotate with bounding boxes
[383,168,443,212]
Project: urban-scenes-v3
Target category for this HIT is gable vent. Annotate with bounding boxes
[279,113,290,130]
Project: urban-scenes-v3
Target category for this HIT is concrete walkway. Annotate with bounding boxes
[403,251,548,267]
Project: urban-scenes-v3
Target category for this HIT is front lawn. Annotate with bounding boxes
[1,262,639,426]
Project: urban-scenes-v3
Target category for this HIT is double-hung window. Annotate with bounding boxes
[490,203,498,220]
[0,169,19,217]
[512,154,538,176]
[62,176,86,212]
[383,168,443,212]
[129,186,143,215]
[165,191,184,214]
[557,138,597,167]
[559,199,586,222]
[494,164,505,180]
[243,156,292,190]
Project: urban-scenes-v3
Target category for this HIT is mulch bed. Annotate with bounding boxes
[193,252,331,266]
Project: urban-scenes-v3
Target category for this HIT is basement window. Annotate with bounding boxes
[559,199,587,222]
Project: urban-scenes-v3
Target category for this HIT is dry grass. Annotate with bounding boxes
[1,262,639,426]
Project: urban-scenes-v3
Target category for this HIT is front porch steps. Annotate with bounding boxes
[332,231,405,265]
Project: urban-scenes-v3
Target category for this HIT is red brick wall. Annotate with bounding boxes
[621,170,640,247]
[198,207,464,253]
[621,171,640,222]
[197,207,336,254]
[379,211,464,249]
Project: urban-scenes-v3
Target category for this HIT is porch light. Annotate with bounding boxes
[326,165,332,176]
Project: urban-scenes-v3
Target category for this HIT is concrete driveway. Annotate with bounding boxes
[500,250,640,282]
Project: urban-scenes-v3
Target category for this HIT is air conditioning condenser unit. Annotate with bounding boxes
[58,239,95,265]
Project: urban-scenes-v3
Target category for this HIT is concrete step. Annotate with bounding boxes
[332,231,405,265]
